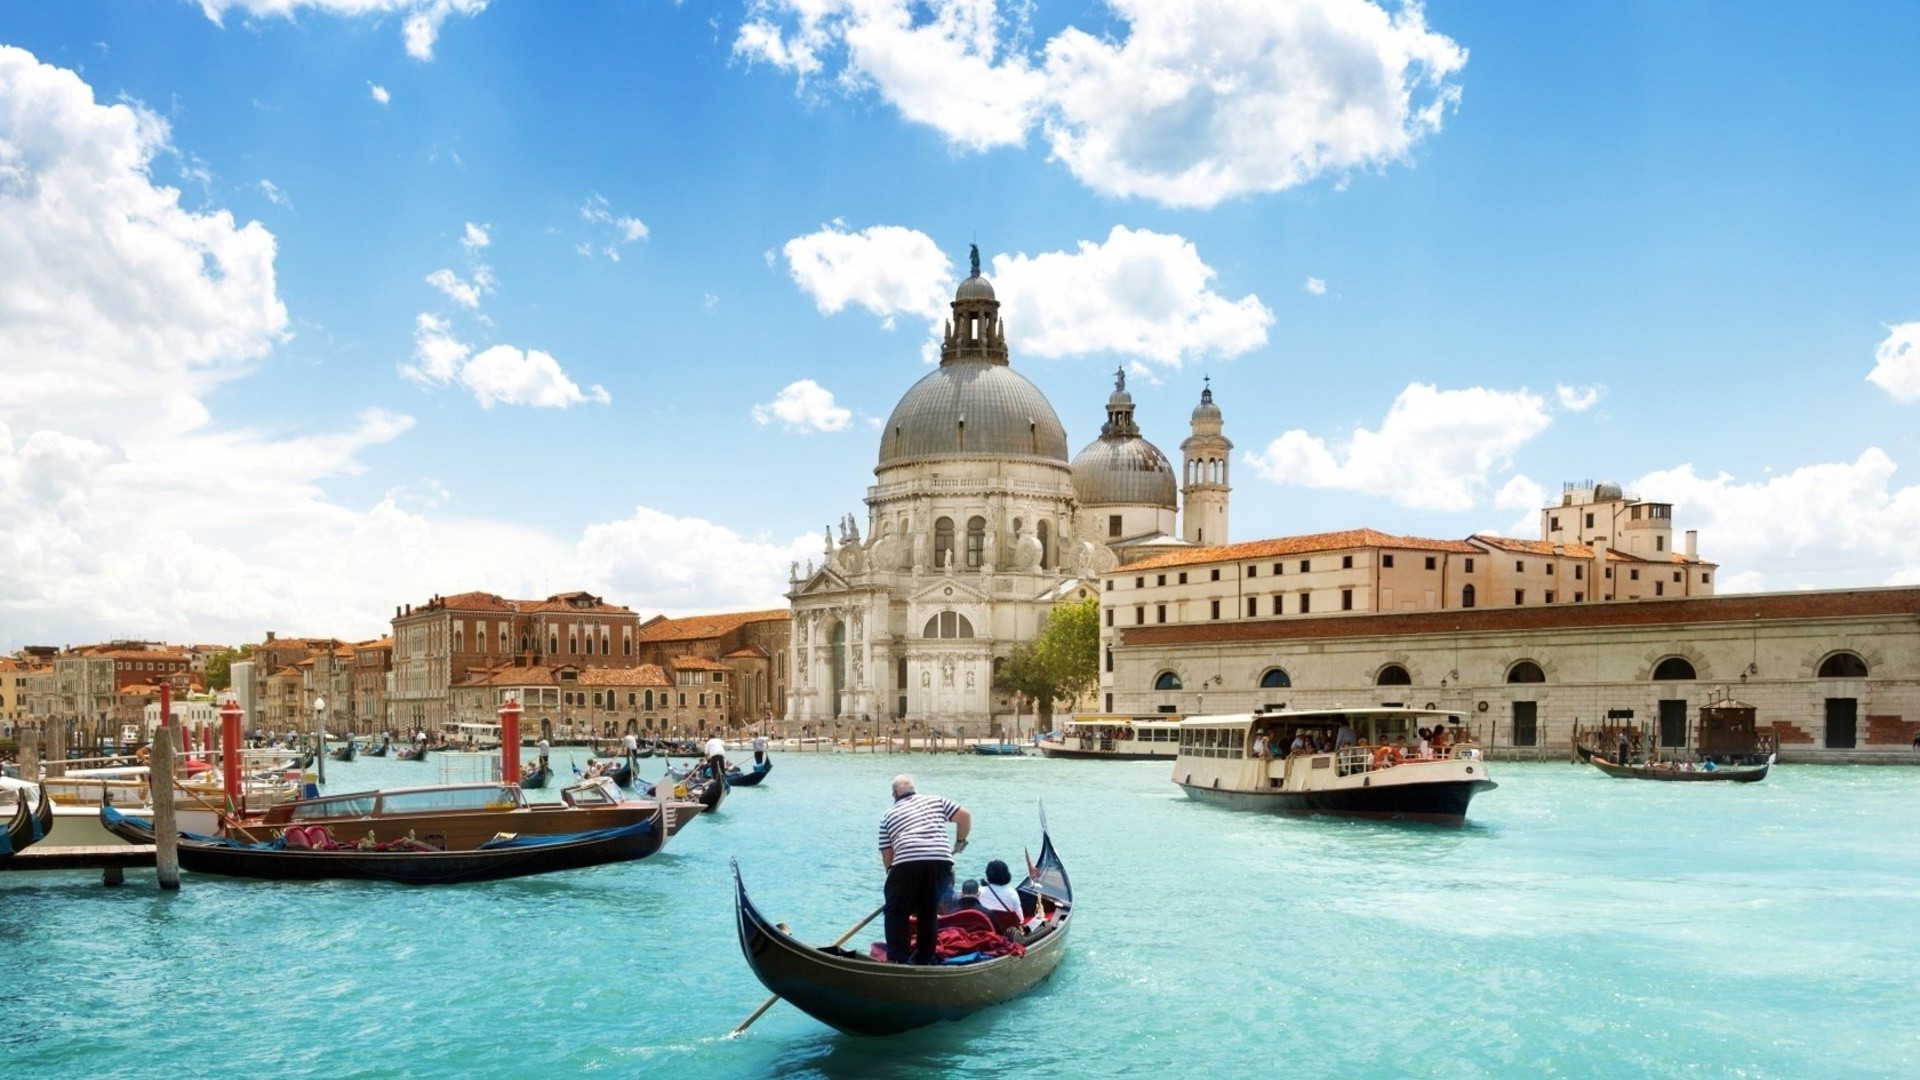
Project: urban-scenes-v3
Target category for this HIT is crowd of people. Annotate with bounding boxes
[1249,722,1461,772]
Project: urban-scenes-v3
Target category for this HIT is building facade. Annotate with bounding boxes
[634,609,791,725]
[788,257,1223,735]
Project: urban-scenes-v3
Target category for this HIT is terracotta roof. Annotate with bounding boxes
[635,609,789,642]
[1122,529,1481,572]
[403,590,635,617]
[459,666,558,688]
[723,645,770,659]
[669,656,730,672]
[1119,585,1920,648]
[578,665,671,687]
[1469,534,1717,567]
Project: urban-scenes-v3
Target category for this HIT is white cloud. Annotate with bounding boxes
[369,82,391,105]
[783,222,952,324]
[402,316,607,408]
[1633,450,1920,588]
[258,179,291,206]
[1243,383,1552,511]
[575,509,819,615]
[1555,384,1602,412]
[1866,322,1920,403]
[1495,474,1545,511]
[424,267,488,309]
[1304,277,1327,296]
[991,226,1272,366]
[752,380,853,433]
[0,45,288,444]
[737,0,1466,208]
[578,193,648,260]
[461,221,489,252]
[702,293,720,314]
[197,1,489,61]
[781,222,1268,367]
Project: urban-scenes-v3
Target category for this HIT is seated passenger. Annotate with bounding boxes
[979,859,1023,928]
[1289,732,1309,756]
[954,878,987,913]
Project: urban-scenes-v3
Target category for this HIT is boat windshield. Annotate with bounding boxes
[377,786,520,814]
[289,795,377,820]
[561,778,622,807]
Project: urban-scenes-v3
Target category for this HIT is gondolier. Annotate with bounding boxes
[751,731,768,766]
[704,733,727,780]
[877,774,971,964]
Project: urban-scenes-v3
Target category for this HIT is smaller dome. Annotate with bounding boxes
[955,274,996,302]
[1072,438,1178,509]
[1594,480,1624,500]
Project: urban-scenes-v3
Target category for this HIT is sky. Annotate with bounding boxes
[4,0,1920,651]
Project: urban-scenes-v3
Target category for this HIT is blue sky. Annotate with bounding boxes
[4,0,1920,649]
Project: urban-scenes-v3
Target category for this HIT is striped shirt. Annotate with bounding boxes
[878,793,960,865]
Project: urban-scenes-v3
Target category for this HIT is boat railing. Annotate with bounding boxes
[1328,745,1477,777]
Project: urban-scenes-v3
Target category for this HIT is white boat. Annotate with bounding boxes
[1171,707,1495,825]
[1036,716,1182,761]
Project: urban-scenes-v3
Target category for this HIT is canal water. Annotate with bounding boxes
[2,751,1916,1078]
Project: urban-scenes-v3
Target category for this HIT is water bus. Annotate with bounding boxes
[1036,715,1182,760]
[1172,707,1495,824]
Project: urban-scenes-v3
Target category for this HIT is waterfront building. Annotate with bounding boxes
[353,637,393,734]
[450,655,750,739]
[788,255,1217,735]
[389,590,643,731]
[634,609,790,724]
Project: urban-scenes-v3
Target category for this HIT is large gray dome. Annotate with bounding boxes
[877,362,1070,469]
[1071,436,1177,508]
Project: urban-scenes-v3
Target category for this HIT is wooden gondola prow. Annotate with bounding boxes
[728,903,886,1038]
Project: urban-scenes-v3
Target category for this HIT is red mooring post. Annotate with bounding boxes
[220,695,244,813]
[499,698,522,784]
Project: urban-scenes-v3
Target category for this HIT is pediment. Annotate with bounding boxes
[909,577,991,604]
[794,568,852,596]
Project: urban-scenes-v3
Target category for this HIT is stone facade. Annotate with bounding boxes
[634,609,790,726]
[1109,585,1920,760]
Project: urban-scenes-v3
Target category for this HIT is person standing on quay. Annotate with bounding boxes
[878,774,971,964]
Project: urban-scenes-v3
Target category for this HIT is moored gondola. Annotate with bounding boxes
[1,784,54,858]
[521,760,553,790]
[726,759,772,787]
[732,819,1072,1036]
[103,799,671,884]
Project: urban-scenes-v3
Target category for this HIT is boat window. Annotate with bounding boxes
[290,796,375,820]
[379,786,518,814]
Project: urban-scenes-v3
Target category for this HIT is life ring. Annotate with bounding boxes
[1372,745,1395,769]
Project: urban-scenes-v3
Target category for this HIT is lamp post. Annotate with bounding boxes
[313,694,327,785]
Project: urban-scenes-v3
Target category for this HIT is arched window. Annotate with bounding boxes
[1036,520,1050,569]
[1260,668,1291,688]
[1461,583,1476,608]
[922,612,975,639]
[1154,671,1183,691]
[934,517,955,568]
[1818,652,1868,678]
[1652,657,1696,680]
[1376,665,1412,686]
[1507,661,1545,683]
[966,516,986,568]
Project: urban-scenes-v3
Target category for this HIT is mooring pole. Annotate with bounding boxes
[150,724,181,890]
[499,697,523,784]
[220,695,244,817]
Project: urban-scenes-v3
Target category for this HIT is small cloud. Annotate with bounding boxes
[1304,277,1326,296]
[461,221,490,252]
[578,193,648,259]
[752,379,852,433]
[763,248,776,269]
[1867,322,1920,404]
[1555,384,1602,412]
[369,82,391,105]
[425,268,486,309]
[702,293,719,314]
[258,179,290,207]
[402,313,607,408]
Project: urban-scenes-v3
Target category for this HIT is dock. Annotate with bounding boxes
[1,844,158,885]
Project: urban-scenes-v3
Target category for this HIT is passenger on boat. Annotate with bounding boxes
[1289,732,1309,756]
[1335,721,1356,750]
[1251,733,1268,759]
[979,860,1023,925]
[878,774,972,965]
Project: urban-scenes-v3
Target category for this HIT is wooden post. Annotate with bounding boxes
[150,726,181,890]
[19,729,38,783]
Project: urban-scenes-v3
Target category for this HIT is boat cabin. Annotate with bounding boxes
[1175,707,1483,799]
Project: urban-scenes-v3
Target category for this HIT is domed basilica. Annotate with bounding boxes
[786,249,1232,733]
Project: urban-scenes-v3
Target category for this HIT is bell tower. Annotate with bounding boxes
[1180,378,1231,545]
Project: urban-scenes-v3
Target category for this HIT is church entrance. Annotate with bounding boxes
[829,621,847,718]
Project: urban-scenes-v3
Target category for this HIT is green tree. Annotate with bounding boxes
[994,596,1099,726]
[204,645,252,692]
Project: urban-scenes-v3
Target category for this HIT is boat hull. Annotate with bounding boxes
[1589,757,1770,782]
[1176,777,1496,825]
[726,760,772,786]
[1036,743,1172,761]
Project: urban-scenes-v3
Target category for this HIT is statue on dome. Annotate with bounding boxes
[1114,365,1126,393]
[969,243,980,277]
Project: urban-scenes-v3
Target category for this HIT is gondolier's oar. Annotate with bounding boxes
[728,904,885,1038]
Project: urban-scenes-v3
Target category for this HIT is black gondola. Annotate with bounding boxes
[726,759,773,787]
[733,817,1071,1035]
[328,740,358,762]
[648,767,726,811]
[102,799,670,884]
[1589,754,1772,783]
[363,742,390,758]
[521,760,553,790]
[2,784,54,858]
[397,745,429,762]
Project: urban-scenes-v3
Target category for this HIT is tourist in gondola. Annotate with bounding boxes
[877,774,971,965]
[978,859,1023,923]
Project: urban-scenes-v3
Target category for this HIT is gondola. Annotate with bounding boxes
[970,742,1024,756]
[1,784,54,858]
[726,759,773,787]
[397,745,429,762]
[1589,754,1772,783]
[102,799,671,884]
[648,767,726,811]
[328,740,358,762]
[520,760,553,790]
[733,817,1072,1035]
[363,742,390,758]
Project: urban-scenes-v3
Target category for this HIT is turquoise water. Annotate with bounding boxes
[3,751,1917,1078]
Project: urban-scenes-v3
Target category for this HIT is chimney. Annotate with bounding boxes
[1685,530,1698,559]
[266,631,276,643]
